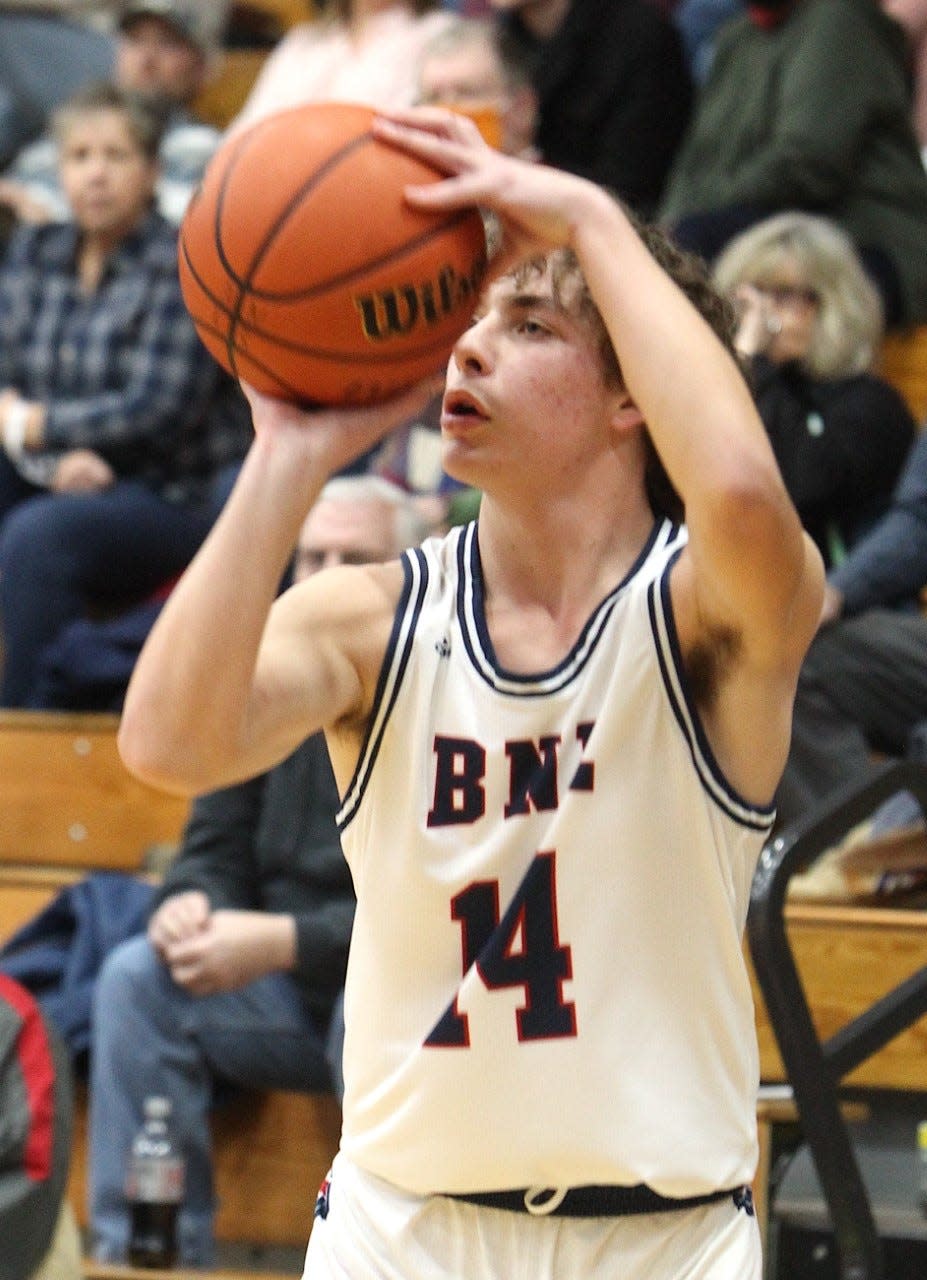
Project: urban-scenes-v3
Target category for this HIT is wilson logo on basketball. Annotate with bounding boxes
[354,258,485,343]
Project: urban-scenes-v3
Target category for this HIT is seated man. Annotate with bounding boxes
[776,429,927,828]
[488,0,693,217]
[416,15,539,160]
[89,477,431,1268]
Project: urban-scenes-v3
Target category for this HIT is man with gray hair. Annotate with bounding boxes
[416,15,539,160]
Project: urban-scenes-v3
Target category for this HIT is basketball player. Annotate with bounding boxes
[119,109,824,1278]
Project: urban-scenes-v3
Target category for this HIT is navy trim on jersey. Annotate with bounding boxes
[336,547,429,832]
[459,518,682,696]
[649,550,775,831]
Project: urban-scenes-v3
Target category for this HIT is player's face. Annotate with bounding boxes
[58,109,158,241]
[294,498,398,581]
[441,263,623,492]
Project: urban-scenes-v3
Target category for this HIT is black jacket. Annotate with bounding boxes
[749,356,915,567]
[498,0,692,217]
[154,733,354,1025]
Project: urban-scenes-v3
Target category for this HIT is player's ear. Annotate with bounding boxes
[608,388,644,437]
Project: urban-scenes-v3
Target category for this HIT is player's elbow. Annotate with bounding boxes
[710,457,807,575]
[708,453,793,530]
[117,704,215,797]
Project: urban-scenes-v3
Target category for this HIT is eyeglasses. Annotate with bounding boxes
[754,283,820,307]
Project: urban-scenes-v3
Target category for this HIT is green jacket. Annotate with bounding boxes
[659,0,927,322]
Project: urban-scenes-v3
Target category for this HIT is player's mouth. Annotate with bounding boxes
[441,389,489,433]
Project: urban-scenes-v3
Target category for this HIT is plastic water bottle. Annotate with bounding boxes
[127,1096,184,1267]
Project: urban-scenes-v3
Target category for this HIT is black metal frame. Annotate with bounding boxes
[748,760,927,1280]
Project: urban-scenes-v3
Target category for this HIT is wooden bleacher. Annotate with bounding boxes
[0,710,340,1273]
[193,1,316,129]
[746,901,927,1237]
[879,324,927,424]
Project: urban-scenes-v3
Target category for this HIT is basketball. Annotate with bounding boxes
[178,101,488,406]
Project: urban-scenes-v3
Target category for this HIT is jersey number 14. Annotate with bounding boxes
[425,852,577,1047]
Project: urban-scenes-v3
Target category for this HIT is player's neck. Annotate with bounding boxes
[475,496,654,674]
[477,489,656,617]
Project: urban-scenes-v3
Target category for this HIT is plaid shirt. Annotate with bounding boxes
[0,208,250,502]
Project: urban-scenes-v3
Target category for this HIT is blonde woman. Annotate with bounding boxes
[714,211,916,567]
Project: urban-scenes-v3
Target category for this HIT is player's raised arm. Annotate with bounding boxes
[375,108,823,797]
[376,109,819,654]
[118,383,432,796]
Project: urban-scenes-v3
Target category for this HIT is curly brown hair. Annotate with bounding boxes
[509,210,737,525]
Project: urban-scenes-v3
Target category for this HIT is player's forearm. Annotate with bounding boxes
[576,200,806,610]
[119,432,326,794]
[576,201,769,492]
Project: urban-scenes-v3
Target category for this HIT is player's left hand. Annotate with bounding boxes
[372,107,604,276]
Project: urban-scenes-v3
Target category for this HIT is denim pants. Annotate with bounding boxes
[89,936,340,1266]
[0,471,219,706]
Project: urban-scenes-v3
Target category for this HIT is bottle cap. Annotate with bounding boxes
[143,1096,172,1120]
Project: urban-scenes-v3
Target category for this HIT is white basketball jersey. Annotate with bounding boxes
[335,518,773,1198]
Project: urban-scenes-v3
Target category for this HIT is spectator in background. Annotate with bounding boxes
[488,0,692,217]
[417,15,538,159]
[0,0,228,229]
[0,82,250,707]
[883,0,927,166]
[230,0,456,132]
[714,212,916,569]
[670,0,744,84]
[659,0,927,327]
[89,477,430,1269]
[776,428,927,829]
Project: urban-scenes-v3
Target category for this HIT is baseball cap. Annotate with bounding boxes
[119,1,224,57]
[0,974,72,1280]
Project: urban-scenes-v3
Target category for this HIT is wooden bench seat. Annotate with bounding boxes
[879,324,927,424]
[0,710,341,1267]
[750,901,927,1091]
[0,710,189,872]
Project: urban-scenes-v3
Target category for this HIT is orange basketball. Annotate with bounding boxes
[178,101,487,406]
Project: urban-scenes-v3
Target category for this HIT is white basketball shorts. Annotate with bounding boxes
[302,1154,762,1280]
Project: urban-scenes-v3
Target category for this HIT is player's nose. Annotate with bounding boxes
[451,313,494,375]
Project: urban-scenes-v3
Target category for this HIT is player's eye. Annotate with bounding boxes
[517,317,549,337]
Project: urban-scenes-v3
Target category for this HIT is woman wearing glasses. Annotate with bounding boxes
[714,211,916,570]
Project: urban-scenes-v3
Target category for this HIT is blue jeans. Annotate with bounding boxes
[89,936,340,1266]
[0,472,224,706]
